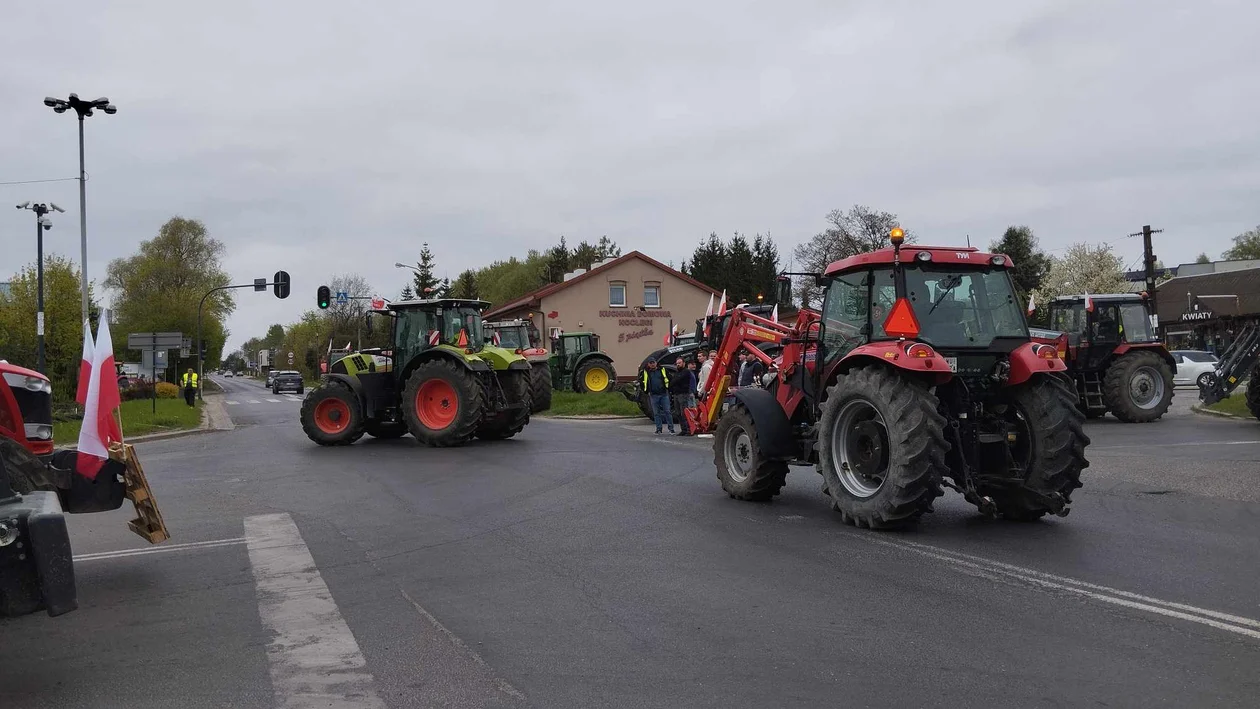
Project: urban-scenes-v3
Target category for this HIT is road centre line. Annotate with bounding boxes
[245,513,386,709]
[1092,440,1260,450]
[74,537,247,562]
[860,536,1260,640]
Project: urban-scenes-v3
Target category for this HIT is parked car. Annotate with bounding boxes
[225,371,234,378]
[272,370,304,394]
[1171,350,1219,388]
[265,370,277,388]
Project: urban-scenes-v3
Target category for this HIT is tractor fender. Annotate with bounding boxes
[837,343,953,385]
[323,372,362,396]
[1007,341,1068,387]
[730,387,795,461]
[577,352,613,368]
[1111,343,1177,373]
[477,345,529,371]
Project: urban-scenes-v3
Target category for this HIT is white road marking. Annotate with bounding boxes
[266,398,281,403]
[245,513,386,709]
[1093,440,1260,450]
[226,400,239,405]
[247,399,261,404]
[74,537,246,562]
[862,536,1260,641]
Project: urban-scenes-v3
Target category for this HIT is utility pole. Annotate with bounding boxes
[16,201,66,373]
[1129,224,1164,321]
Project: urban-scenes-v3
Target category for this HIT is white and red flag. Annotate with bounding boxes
[1084,291,1094,312]
[76,312,123,480]
[771,304,779,323]
[716,290,728,318]
[702,293,715,338]
[1026,292,1036,315]
[75,318,94,405]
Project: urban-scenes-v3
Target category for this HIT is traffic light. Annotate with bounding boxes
[317,285,330,309]
[274,270,290,299]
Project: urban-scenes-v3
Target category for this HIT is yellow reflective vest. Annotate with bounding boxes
[182,372,199,388]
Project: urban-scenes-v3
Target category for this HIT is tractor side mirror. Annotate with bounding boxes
[776,276,792,306]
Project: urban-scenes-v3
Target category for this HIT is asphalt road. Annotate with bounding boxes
[3,377,1259,708]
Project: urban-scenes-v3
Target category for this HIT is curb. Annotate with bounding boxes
[540,415,644,420]
[1190,403,1248,420]
[54,394,236,452]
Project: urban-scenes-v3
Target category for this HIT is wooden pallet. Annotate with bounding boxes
[109,443,170,544]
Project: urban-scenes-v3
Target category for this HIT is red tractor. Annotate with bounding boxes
[698,229,1090,529]
[1035,294,1175,422]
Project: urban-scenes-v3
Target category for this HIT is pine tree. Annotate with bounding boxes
[543,236,570,283]
[752,233,781,305]
[726,233,756,304]
[687,232,728,290]
[412,243,441,295]
[400,284,415,300]
[450,270,479,299]
[989,226,1051,299]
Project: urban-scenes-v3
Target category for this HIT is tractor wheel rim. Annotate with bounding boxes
[1129,366,1164,409]
[416,379,459,430]
[724,425,754,482]
[831,399,889,498]
[585,368,608,391]
[314,398,350,434]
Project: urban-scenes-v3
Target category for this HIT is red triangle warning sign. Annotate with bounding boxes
[882,298,921,339]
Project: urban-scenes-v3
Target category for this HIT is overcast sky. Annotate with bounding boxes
[2,0,1256,353]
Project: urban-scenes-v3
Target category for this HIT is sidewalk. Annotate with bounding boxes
[54,393,235,451]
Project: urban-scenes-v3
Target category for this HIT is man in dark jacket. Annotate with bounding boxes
[669,357,697,435]
[737,352,764,388]
[642,358,673,435]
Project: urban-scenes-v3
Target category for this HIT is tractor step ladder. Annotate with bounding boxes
[1077,371,1107,413]
[109,443,170,544]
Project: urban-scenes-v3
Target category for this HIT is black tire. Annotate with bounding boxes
[364,422,408,439]
[574,358,616,394]
[297,387,304,395]
[1103,350,1174,422]
[300,385,365,446]
[637,389,653,420]
[987,375,1090,521]
[529,361,553,413]
[1246,365,1260,421]
[816,366,947,530]
[477,369,532,440]
[713,403,788,501]
[272,386,279,395]
[402,359,483,447]
[1196,372,1212,390]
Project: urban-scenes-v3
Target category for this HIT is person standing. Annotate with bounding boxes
[738,352,764,388]
[181,368,198,406]
[641,358,673,435]
[670,357,697,436]
[697,349,715,397]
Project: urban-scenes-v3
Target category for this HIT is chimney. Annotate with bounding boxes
[563,268,586,282]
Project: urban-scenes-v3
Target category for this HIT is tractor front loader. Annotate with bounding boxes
[300,297,533,447]
[1198,322,1260,421]
[702,230,1090,530]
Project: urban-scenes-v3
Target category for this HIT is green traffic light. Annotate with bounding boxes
[317,285,330,309]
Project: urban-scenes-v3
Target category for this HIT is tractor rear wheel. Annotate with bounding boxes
[1103,350,1174,422]
[1246,365,1260,421]
[364,422,408,439]
[529,361,553,413]
[713,403,788,500]
[403,360,482,447]
[477,369,531,440]
[300,385,365,446]
[575,358,616,394]
[637,388,653,420]
[987,375,1089,521]
[817,366,947,530]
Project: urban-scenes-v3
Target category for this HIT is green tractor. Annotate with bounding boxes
[300,298,533,447]
[549,331,617,394]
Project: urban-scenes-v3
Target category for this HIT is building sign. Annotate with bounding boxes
[599,309,674,327]
[1181,310,1213,322]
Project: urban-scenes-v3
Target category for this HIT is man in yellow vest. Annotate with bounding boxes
[181,368,198,407]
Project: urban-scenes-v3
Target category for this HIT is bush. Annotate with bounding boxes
[155,382,180,399]
[121,380,155,402]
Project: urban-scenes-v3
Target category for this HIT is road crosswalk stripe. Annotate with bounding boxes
[226,400,239,405]
[247,399,261,404]
[265,398,281,403]
[245,513,387,708]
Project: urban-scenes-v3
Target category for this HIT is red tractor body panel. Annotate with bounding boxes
[1007,341,1069,386]
[824,246,1012,276]
[0,361,55,457]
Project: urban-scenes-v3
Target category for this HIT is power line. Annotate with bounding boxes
[0,176,80,186]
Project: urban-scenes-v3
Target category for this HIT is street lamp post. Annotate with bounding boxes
[44,94,116,327]
[16,202,66,374]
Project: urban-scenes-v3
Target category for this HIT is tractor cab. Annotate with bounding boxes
[1047,294,1159,370]
[548,331,617,393]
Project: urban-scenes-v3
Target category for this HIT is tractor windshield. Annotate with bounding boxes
[1119,302,1158,343]
[870,265,1027,348]
[437,306,485,348]
[494,325,531,350]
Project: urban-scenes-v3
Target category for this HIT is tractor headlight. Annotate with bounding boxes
[24,423,53,440]
[990,255,1007,266]
[3,373,52,394]
[915,251,932,262]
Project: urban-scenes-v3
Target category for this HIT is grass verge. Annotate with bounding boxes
[1205,395,1256,419]
[537,390,643,417]
[53,397,203,444]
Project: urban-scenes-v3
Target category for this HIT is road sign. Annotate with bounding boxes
[287,351,294,364]
[127,332,184,350]
[336,291,349,305]
[254,278,267,292]
[274,270,291,299]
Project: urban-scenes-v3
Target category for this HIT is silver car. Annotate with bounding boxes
[1171,350,1219,388]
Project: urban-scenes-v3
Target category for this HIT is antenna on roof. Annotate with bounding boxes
[966,234,971,248]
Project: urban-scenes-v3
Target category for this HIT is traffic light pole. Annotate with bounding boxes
[197,274,289,401]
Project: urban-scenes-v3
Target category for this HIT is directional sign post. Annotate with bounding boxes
[127,332,184,413]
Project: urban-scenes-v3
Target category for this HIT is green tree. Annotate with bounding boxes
[686,232,728,291]
[1195,252,1212,264]
[752,233,782,305]
[449,269,480,299]
[1033,243,1128,322]
[989,226,1051,306]
[263,324,286,353]
[569,236,621,272]
[411,243,441,295]
[106,217,234,372]
[1222,225,1260,260]
[542,236,571,283]
[793,205,911,307]
[725,233,756,304]
[0,254,96,400]
[474,251,548,307]
[399,284,415,300]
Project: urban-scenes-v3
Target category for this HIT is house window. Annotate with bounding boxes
[609,282,627,307]
[643,285,661,308]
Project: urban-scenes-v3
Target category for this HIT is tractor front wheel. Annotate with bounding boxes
[1103,350,1174,422]
[300,385,365,446]
[403,360,483,447]
[987,375,1089,520]
[575,358,616,394]
[477,369,532,440]
[713,403,788,501]
[817,366,947,530]
[529,361,553,413]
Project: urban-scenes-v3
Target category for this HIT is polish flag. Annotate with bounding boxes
[716,290,727,318]
[75,318,94,405]
[771,304,779,323]
[1026,292,1036,315]
[1084,291,1094,312]
[76,312,123,480]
